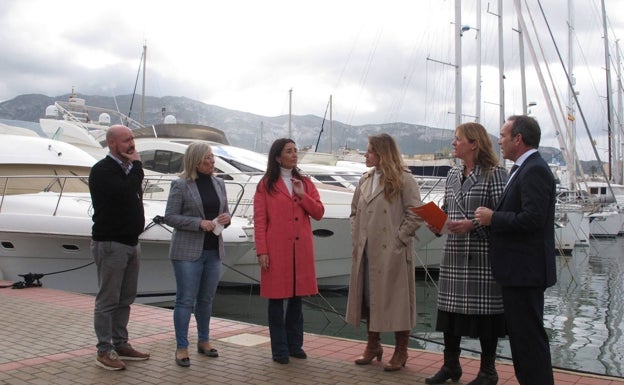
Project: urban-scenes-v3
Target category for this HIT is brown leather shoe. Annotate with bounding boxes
[96,351,126,371]
[116,344,150,361]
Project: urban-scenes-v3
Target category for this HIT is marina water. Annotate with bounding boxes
[206,237,623,378]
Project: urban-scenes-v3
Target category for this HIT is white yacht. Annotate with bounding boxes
[0,134,95,194]
[31,94,448,279]
[135,137,358,288]
[584,181,624,235]
[0,134,255,302]
[38,92,140,158]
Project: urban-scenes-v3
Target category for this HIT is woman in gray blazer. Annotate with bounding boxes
[164,142,231,367]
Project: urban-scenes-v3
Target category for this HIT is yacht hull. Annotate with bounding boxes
[0,192,254,303]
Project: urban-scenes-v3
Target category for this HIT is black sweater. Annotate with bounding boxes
[89,156,145,246]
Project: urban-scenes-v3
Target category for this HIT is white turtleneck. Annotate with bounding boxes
[280,167,293,195]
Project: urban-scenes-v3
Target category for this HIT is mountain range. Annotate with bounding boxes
[0,92,572,167]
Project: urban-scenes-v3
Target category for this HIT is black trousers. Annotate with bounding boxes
[502,286,554,385]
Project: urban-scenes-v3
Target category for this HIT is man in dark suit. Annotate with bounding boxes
[474,115,556,385]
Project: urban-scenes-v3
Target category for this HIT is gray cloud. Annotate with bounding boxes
[0,0,621,162]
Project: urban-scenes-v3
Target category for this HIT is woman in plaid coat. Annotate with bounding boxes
[426,123,508,385]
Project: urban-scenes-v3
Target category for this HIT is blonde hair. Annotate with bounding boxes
[456,123,499,169]
[180,142,213,181]
[368,133,406,201]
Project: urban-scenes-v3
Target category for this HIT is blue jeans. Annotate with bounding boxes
[92,241,140,354]
[172,249,222,349]
[268,297,304,359]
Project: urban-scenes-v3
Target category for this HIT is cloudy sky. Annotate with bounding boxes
[1,0,623,162]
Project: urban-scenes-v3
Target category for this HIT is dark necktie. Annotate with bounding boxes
[509,164,519,176]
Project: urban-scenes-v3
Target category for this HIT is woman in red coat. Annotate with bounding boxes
[254,138,325,364]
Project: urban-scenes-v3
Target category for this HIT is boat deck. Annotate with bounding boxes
[0,281,621,385]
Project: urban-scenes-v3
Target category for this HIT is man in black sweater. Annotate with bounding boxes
[89,125,150,370]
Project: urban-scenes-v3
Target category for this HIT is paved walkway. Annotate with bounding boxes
[0,281,622,385]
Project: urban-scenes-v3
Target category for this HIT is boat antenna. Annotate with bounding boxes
[110,93,125,125]
[128,47,145,121]
[314,98,331,152]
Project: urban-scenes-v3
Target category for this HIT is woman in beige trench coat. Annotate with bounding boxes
[345,133,423,372]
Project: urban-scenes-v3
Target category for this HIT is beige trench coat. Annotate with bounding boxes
[345,169,423,332]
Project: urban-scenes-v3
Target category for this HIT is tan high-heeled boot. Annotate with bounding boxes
[354,330,383,365]
[384,330,410,371]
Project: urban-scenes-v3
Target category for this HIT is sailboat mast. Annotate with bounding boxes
[475,0,482,123]
[454,0,462,127]
[517,1,527,114]
[288,88,292,138]
[141,43,146,125]
[567,0,576,188]
[601,0,613,181]
[329,95,333,153]
[497,0,505,166]
[616,40,623,184]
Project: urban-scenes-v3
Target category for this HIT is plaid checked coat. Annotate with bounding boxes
[437,164,508,315]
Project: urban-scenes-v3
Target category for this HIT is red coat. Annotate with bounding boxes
[254,176,324,299]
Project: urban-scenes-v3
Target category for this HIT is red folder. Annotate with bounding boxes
[410,201,449,234]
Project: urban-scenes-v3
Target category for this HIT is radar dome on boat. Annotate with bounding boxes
[164,114,177,124]
[68,96,86,106]
[45,105,58,117]
[98,113,111,125]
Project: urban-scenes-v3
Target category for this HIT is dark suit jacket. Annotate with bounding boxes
[489,151,557,288]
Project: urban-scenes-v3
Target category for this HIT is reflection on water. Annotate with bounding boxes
[544,237,623,377]
[208,237,623,377]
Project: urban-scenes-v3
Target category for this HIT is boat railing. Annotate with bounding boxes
[1,171,447,219]
[54,100,145,132]
[0,174,251,219]
[415,176,446,205]
[555,188,601,212]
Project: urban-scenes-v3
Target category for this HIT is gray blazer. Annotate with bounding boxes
[164,175,229,261]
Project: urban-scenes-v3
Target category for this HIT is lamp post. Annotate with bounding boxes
[461,23,481,123]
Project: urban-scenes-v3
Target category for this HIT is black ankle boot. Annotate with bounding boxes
[426,365,462,384]
[425,350,462,384]
[466,372,498,385]
[466,352,498,385]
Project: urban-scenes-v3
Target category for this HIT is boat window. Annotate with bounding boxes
[218,157,263,173]
[140,150,184,174]
[215,167,233,180]
[313,175,340,186]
